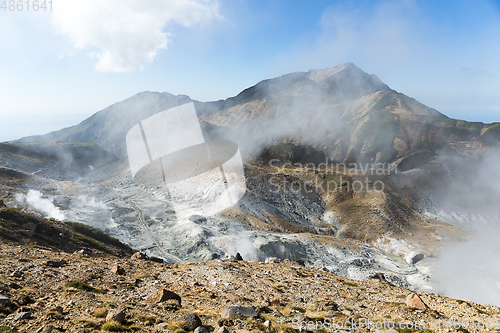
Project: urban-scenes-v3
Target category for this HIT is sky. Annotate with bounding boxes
[1,0,500,141]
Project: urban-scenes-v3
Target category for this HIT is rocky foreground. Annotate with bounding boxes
[1,242,499,333]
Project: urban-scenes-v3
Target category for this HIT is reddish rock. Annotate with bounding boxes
[145,289,181,305]
[111,265,125,275]
[406,293,428,310]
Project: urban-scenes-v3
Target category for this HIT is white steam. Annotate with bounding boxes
[430,151,500,306]
[75,195,109,210]
[15,190,65,220]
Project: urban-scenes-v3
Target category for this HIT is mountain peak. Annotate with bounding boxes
[307,63,390,99]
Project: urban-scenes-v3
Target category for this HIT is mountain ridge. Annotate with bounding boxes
[16,63,499,163]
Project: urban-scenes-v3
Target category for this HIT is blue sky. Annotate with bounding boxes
[1,0,500,141]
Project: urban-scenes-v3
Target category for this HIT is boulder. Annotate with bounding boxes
[45,260,65,268]
[178,313,202,331]
[194,326,209,333]
[233,253,243,261]
[106,308,126,324]
[145,289,181,305]
[406,293,428,310]
[111,265,125,275]
[222,306,258,319]
[131,252,146,260]
[406,252,425,265]
[15,311,31,320]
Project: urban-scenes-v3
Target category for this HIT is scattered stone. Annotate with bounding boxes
[233,253,243,261]
[111,264,125,275]
[106,308,126,324]
[11,270,23,278]
[45,260,65,267]
[52,306,63,314]
[145,289,181,305]
[14,311,31,320]
[264,257,281,264]
[0,294,10,305]
[406,293,428,310]
[194,326,209,333]
[76,248,92,256]
[223,306,258,319]
[131,252,146,260]
[178,313,202,331]
[216,326,230,333]
[264,320,271,328]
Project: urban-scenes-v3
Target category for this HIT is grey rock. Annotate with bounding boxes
[223,306,258,319]
[15,311,31,320]
[11,270,23,277]
[406,252,425,264]
[45,260,64,267]
[178,313,202,331]
[264,320,271,328]
[0,294,10,305]
[194,326,209,333]
[106,308,126,323]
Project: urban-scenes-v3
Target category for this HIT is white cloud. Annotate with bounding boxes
[53,0,221,72]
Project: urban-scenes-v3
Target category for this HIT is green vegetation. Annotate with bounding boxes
[481,123,500,143]
[92,307,109,318]
[289,306,306,313]
[64,281,107,294]
[101,322,129,332]
[66,222,131,250]
[70,234,108,252]
[0,326,16,333]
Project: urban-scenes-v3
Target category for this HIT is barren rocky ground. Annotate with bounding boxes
[1,235,499,333]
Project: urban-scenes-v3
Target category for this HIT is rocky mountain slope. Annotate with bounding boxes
[17,63,500,163]
[0,215,498,333]
[4,63,500,309]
